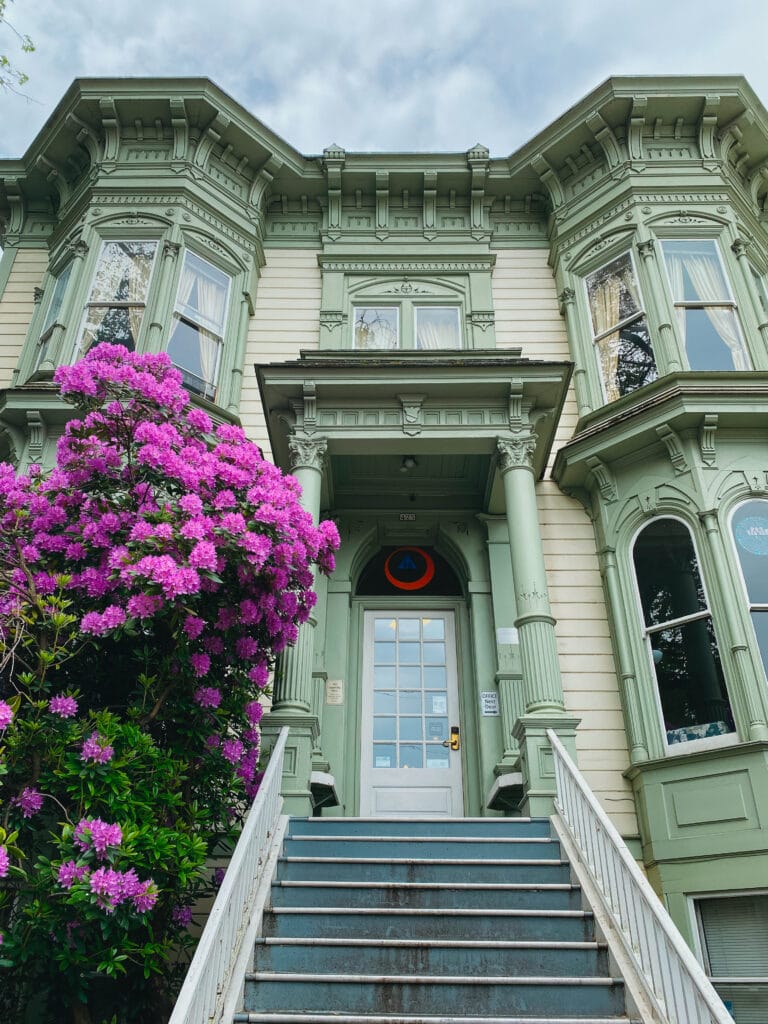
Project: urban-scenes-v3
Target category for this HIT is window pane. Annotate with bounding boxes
[400,718,423,741]
[398,666,420,688]
[374,690,396,714]
[41,264,73,336]
[176,251,230,334]
[374,618,397,641]
[426,745,450,768]
[586,254,642,335]
[398,618,420,640]
[426,716,448,740]
[651,617,734,743]
[751,612,768,679]
[374,665,396,688]
[354,307,398,349]
[661,240,730,302]
[373,744,395,768]
[422,618,444,640]
[79,306,139,357]
[167,315,221,400]
[399,744,423,768]
[415,307,461,349]
[423,643,445,665]
[374,642,396,664]
[399,691,422,715]
[373,717,396,741]
[682,307,746,371]
[398,643,420,664]
[89,241,156,304]
[424,666,447,690]
[596,317,658,400]
[634,519,707,628]
[732,501,768,605]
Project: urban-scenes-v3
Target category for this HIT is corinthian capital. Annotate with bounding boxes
[496,434,536,472]
[288,435,327,472]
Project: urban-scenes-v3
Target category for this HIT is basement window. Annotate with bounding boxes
[696,893,768,1022]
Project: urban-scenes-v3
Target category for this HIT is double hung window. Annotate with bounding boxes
[167,251,231,401]
[353,305,461,350]
[731,499,768,680]
[76,241,157,360]
[36,263,73,369]
[660,239,749,371]
[696,893,768,1021]
[585,253,657,401]
[632,518,734,747]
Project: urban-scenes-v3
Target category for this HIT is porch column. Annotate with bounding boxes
[496,435,579,815]
[264,435,327,815]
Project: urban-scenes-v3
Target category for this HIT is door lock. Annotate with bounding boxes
[441,726,460,751]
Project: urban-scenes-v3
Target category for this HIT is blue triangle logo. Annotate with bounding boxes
[398,554,418,570]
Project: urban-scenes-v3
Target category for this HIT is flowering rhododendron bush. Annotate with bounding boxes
[0,345,338,1023]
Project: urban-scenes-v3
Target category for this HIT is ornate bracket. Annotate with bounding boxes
[302,381,317,433]
[699,414,718,467]
[398,394,425,437]
[586,456,617,502]
[26,410,47,464]
[656,424,689,475]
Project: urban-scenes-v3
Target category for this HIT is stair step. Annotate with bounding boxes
[288,818,553,839]
[253,937,608,977]
[263,907,595,942]
[283,836,562,860]
[242,973,626,1017]
[277,857,572,884]
[270,880,582,911]
[235,1016,638,1024]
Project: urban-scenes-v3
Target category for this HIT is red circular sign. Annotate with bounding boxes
[384,546,436,591]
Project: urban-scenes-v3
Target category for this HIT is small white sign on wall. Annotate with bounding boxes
[496,627,519,645]
[480,691,500,716]
[325,678,344,705]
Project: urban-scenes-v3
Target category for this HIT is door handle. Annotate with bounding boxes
[441,726,460,750]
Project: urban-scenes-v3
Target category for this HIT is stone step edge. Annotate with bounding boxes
[268,907,592,918]
[245,972,623,987]
[275,881,577,892]
[256,938,604,950]
[287,836,556,845]
[280,857,569,866]
[234,1015,639,1024]
[290,817,548,823]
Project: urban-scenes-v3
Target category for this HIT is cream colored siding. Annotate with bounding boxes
[491,249,636,836]
[0,248,47,388]
[239,249,321,454]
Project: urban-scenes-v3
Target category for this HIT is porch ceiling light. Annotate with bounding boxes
[400,455,418,473]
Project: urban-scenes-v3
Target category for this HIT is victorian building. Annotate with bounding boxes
[2,75,768,1015]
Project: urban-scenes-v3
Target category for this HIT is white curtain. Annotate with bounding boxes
[195,271,226,388]
[589,274,622,401]
[664,246,748,369]
[416,313,459,350]
[126,245,154,344]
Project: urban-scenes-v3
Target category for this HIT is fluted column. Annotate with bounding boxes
[558,287,592,418]
[496,435,564,713]
[636,236,681,372]
[271,436,327,713]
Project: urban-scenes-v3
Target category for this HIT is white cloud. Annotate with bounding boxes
[1,0,767,159]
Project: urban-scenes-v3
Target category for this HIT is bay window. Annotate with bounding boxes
[632,518,734,747]
[76,241,157,360]
[585,253,657,401]
[731,499,768,680]
[167,250,231,401]
[660,239,749,371]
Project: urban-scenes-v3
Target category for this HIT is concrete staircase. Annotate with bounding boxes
[234,816,639,1024]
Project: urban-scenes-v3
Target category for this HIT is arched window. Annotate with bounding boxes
[731,499,768,678]
[632,518,734,747]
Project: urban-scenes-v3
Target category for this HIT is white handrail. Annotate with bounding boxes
[546,728,733,1024]
[169,726,289,1024]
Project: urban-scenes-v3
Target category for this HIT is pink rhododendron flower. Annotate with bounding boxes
[74,818,123,858]
[88,866,157,914]
[194,686,221,709]
[172,904,193,927]
[80,732,114,764]
[16,787,43,818]
[0,846,8,878]
[57,860,89,888]
[49,694,78,718]
[190,652,211,677]
[0,700,13,730]
[221,738,243,764]
[183,614,205,639]
[244,701,263,726]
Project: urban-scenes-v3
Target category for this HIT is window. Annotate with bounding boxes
[632,518,734,747]
[731,500,768,679]
[751,266,768,319]
[353,304,461,350]
[167,251,231,401]
[76,241,157,361]
[585,253,657,401]
[696,893,768,1022]
[36,263,73,368]
[660,239,749,371]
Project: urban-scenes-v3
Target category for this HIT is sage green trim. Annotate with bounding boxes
[0,246,17,298]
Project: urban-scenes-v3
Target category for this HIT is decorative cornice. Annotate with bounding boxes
[287,435,327,473]
[496,434,536,472]
[317,257,496,274]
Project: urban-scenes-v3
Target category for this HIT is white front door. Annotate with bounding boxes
[360,610,463,817]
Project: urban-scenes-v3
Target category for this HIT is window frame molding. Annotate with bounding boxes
[728,497,768,685]
[628,513,738,755]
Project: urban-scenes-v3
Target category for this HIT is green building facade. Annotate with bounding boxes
[2,75,768,1012]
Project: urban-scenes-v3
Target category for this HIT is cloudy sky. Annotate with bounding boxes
[1,0,767,160]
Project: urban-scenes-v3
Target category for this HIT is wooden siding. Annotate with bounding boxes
[0,248,47,389]
[492,248,637,837]
[239,249,321,455]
